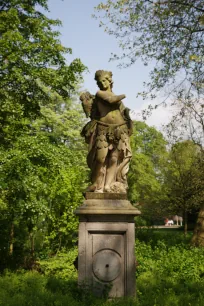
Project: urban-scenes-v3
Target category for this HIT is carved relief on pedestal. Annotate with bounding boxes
[93,249,121,282]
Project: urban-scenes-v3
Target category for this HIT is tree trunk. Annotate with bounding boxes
[184,208,188,236]
[56,235,62,254]
[191,203,204,247]
[29,232,35,259]
[9,222,14,256]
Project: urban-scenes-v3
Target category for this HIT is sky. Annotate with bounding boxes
[44,0,171,129]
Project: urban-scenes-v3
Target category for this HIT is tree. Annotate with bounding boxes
[128,121,168,224]
[0,90,88,267]
[0,130,87,266]
[191,151,204,246]
[0,0,87,267]
[0,0,86,146]
[95,0,204,101]
[164,140,201,235]
[33,91,88,253]
[165,88,204,148]
[165,93,204,242]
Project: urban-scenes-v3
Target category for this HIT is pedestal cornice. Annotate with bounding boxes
[75,192,141,216]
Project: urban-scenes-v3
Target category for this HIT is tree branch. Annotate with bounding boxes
[155,1,204,13]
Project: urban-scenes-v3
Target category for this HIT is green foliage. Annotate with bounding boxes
[0,271,79,306]
[1,230,204,305]
[128,121,168,223]
[129,121,167,202]
[0,126,87,265]
[0,0,86,146]
[0,271,107,306]
[95,0,204,98]
[38,248,78,280]
[136,229,204,306]
[0,0,88,268]
[163,140,202,226]
[136,228,192,248]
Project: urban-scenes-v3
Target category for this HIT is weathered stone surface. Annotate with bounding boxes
[85,192,127,200]
[93,249,121,282]
[76,196,141,298]
[80,70,133,193]
[75,193,141,217]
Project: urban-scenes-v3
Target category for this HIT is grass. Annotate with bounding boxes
[135,229,204,306]
[1,229,204,306]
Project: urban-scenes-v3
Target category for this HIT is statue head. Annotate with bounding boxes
[80,91,94,118]
[95,70,113,91]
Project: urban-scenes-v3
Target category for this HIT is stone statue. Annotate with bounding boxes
[80,70,132,193]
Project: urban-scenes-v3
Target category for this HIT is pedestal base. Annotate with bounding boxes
[75,193,141,298]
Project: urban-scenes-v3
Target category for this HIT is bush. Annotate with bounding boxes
[1,230,204,306]
[0,271,105,306]
[135,229,204,306]
[38,248,78,280]
[136,227,192,247]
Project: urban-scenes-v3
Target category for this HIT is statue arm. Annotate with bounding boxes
[96,90,126,104]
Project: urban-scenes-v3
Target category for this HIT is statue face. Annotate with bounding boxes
[97,75,111,91]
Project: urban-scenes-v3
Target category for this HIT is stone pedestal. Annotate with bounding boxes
[75,193,141,298]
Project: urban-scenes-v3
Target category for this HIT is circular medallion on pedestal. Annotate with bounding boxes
[93,249,121,282]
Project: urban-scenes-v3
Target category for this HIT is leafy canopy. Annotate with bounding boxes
[95,0,204,100]
[128,121,168,223]
[0,0,88,265]
[164,140,202,215]
[0,0,86,145]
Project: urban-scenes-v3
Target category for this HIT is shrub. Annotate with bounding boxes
[135,229,204,306]
[1,229,204,306]
[38,247,78,280]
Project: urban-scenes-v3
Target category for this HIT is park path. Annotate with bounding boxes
[138,225,181,229]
